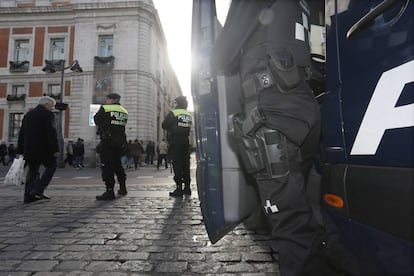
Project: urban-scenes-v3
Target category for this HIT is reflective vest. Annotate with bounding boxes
[102,104,128,126]
[172,109,192,129]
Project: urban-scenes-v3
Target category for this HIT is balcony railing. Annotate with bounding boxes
[7,94,26,102]
[9,61,29,73]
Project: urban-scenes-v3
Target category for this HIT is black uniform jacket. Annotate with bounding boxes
[93,103,128,142]
[162,109,192,147]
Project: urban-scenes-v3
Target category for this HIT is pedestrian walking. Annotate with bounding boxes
[145,141,155,165]
[0,142,7,166]
[129,139,143,170]
[73,138,85,169]
[162,96,193,197]
[156,139,168,170]
[64,140,74,167]
[17,96,59,203]
[94,93,128,200]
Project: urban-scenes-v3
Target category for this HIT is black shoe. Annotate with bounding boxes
[117,189,127,196]
[183,187,191,196]
[96,191,116,200]
[41,194,51,199]
[24,194,42,204]
[169,188,183,197]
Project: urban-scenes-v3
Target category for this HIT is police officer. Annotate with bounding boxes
[210,0,358,275]
[94,93,128,200]
[162,96,193,197]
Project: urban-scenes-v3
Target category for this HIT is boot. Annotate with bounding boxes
[118,183,127,196]
[169,186,183,197]
[96,190,116,200]
[183,185,191,196]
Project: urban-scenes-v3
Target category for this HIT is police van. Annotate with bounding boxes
[191,0,413,275]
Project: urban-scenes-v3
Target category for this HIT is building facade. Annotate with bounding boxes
[0,0,182,165]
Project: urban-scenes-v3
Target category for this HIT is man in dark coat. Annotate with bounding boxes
[17,96,59,203]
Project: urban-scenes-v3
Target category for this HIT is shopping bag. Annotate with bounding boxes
[3,155,26,186]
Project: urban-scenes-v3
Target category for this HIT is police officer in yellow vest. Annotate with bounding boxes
[162,96,193,197]
[94,93,128,200]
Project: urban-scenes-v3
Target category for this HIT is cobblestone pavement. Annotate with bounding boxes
[0,161,280,275]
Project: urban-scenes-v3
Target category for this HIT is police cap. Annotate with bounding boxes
[106,93,121,100]
[175,96,188,109]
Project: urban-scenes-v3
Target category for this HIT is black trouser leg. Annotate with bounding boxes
[172,155,184,190]
[25,160,41,199]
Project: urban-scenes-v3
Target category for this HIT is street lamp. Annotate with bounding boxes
[42,59,83,168]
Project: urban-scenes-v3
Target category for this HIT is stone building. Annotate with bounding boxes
[0,0,182,165]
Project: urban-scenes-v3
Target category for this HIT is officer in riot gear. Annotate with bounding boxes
[211,0,358,275]
[162,96,193,197]
[94,93,128,200]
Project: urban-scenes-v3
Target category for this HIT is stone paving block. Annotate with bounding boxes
[120,260,153,272]
[61,245,90,251]
[242,253,273,262]
[33,245,63,251]
[155,261,187,273]
[222,263,256,273]
[48,239,78,245]
[119,233,145,239]
[150,252,175,261]
[55,251,85,260]
[118,252,149,260]
[189,262,223,274]
[60,271,93,276]
[2,245,33,251]
[0,232,28,238]
[82,251,120,260]
[76,239,105,245]
[84,261,121,272]
[16,260,59,272]
[211,252,242,262]
[177,253,205,261]
[24,251,60,260]
[30,272,63,276]
[0,260,21,271]
[164,246,191,253]
[53,260,88,271]
[140,246,166,253]
[90,245,138,251]
[3,238,30,245]
[0,272,30,276]
[0,251,30,260]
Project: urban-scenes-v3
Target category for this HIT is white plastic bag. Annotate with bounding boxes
[3,155,26,186]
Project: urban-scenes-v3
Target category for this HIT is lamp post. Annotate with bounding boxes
[42,59,83,168]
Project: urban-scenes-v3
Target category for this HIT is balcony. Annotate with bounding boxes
[9,61,29,73]
[7,94,26,102]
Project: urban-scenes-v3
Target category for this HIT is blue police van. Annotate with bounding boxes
[191,0,413,275]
